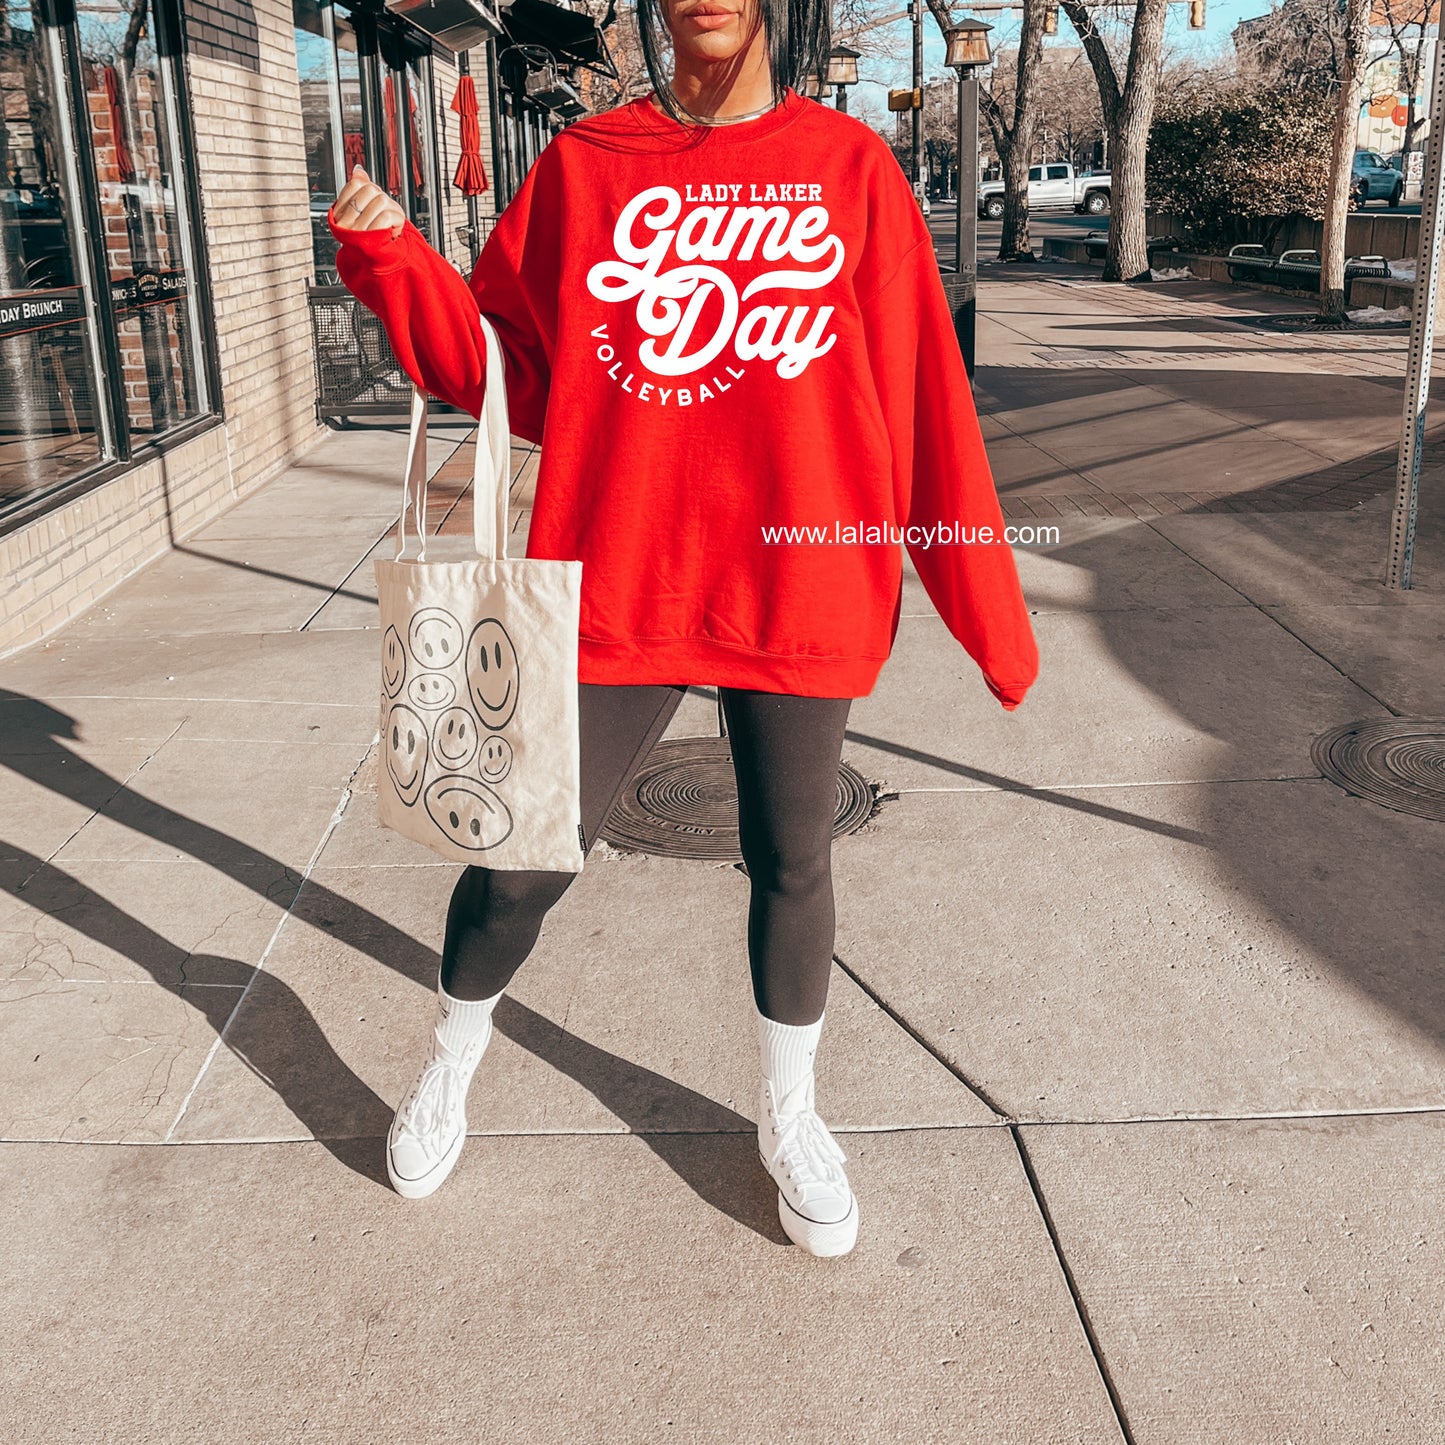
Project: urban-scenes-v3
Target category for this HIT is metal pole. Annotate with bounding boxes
[960,69,979,376]
[912,0,922,198]
[1387,28,1445,589]
[458,48,482,266]
[954,69,964,272]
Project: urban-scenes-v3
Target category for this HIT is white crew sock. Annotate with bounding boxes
[757,1006,825,1110]
[434,980,504,1062]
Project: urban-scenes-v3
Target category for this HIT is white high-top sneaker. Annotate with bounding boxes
[387,989,499,1199]
[758,1072,859,1257]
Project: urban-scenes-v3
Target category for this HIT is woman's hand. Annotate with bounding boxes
[331,164,404,238]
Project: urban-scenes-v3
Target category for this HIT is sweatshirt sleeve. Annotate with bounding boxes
[858,238,1040,711]
[325,156,558,443]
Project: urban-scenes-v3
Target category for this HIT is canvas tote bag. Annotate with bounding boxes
[373,312,584,872]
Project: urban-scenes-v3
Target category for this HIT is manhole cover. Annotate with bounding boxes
[598,736,878,860]
[1312,719,1445,821]
[1240,312,1411,334]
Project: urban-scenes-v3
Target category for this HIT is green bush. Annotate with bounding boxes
[1147,86,1333,253]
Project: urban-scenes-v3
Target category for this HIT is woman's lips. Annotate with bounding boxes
[687,11,733,26]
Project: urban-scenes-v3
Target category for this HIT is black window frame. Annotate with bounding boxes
[1,0,224,541]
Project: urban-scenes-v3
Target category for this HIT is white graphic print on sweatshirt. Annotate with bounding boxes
[584,184,842,405]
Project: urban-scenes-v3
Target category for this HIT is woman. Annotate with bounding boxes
[327,0,1038,1258]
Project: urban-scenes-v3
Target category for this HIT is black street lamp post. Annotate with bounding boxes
[826,45,861,113]
[942,18,993,379]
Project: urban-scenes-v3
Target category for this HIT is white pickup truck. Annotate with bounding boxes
[977,163,1112,219]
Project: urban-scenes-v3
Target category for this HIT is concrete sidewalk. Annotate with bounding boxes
[3,265,1443,1443]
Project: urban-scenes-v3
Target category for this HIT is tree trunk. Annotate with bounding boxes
[999,145,1035,260]
[1101,0,1168,282]
[1058,0,1168,283]
[998,0,1048,260]
[1320,0,1371,321]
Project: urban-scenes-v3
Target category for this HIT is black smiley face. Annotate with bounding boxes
[423,775,514,851]
[384,703,428,806]
[407,671,457,711]
[382,626,407,699]
[466,619,519,731]
[478,735,513,783]
[433,706,478,769]
[408,608,464,668]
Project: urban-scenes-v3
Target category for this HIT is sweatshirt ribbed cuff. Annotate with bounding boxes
[327,211,417,276]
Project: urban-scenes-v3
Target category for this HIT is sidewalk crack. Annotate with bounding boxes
[829,950,1010,1120]
[1011,1123,1137,1445]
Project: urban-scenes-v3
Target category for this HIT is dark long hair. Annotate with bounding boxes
[633,0,832,126]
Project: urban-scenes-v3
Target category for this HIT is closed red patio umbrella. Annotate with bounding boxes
[101,65,135,183]
[450,76,489,197]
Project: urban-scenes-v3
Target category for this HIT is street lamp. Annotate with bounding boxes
[825,45,861,113]
[943,17,994,378]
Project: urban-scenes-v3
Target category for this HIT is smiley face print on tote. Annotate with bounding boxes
[424,775,514,851]
[478,735,513,783]
[384,703,429,807]
[433,706,479,770]
[382,626,407,699]
[409,607,465,668]
[467,619,519,731]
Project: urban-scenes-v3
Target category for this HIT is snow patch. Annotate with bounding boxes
[1149,266,1194,281]
[1346,304,1412,324]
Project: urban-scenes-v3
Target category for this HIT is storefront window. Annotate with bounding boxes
[295,0,360,280]
[293,2,438,280]
[76,0,208,441]
[1,0,106,507]
[406,50,440,251]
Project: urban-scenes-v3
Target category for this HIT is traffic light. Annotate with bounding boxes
[1188,0,1205,27]
[1045,5,1058,34]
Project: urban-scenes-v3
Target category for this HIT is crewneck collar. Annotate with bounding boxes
[629,85,809,146]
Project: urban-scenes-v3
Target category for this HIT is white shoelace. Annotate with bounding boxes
[397,1055,466,1156]
[764,1078,849,1201]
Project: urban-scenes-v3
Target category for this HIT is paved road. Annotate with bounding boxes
[925,197,1422,269]
[925,199,1099,268]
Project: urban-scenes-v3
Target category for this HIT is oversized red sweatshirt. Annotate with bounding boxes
[329,86,1038,705]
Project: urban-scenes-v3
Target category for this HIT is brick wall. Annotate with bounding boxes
[181,0,320,498]
[0,0,326,660]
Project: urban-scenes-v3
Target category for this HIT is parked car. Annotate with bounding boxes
[1352,150,1404,209]
[977,162,1111,219]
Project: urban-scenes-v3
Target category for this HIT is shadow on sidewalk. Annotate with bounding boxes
[972,350,1445,1065]
[0,691,783,1242]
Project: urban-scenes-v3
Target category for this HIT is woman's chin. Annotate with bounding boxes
[671,34,746,63]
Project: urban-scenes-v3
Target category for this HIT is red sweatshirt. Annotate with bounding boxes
[329,86,1038,705]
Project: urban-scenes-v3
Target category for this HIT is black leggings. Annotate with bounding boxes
[439,683,853,1025]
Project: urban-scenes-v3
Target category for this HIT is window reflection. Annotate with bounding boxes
[76,0,204,439]
[0,0,104,507]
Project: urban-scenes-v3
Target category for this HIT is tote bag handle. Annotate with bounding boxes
[396,310,512,563]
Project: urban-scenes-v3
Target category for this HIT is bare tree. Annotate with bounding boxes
[971,0,1050,259]
[1058,0,1170,281]
[1320,0,1372,320]
[1034,45,1106,168]
[1234,0,1352,93]
[1375,0,1433,163]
